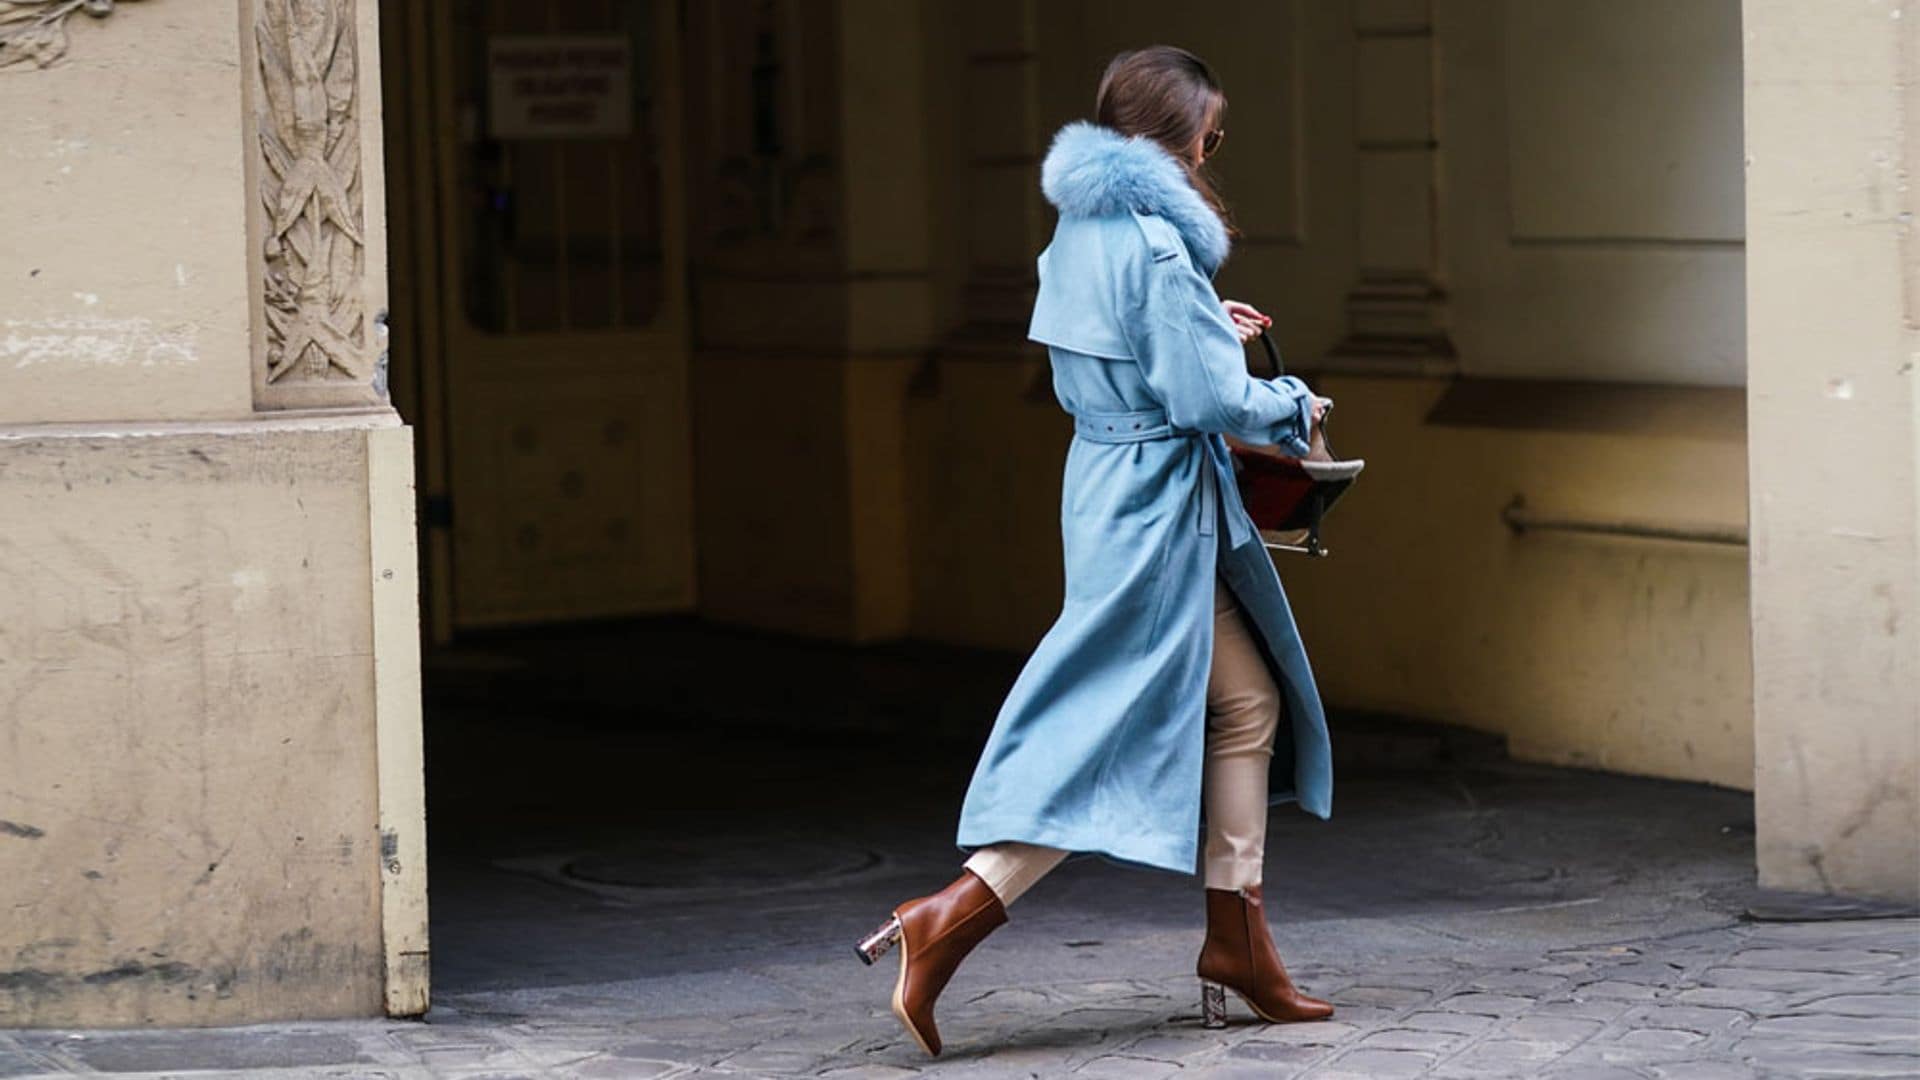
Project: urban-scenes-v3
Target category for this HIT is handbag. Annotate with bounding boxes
[1227,330,1365,557]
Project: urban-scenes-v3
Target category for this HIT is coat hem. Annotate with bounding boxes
[955,820,1197,877]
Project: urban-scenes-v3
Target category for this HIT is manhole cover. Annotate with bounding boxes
[562,835,882,890]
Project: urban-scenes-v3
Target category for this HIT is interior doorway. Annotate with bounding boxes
[380,0,694,640]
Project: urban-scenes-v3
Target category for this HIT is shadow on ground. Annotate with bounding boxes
[421,617,1758,1019]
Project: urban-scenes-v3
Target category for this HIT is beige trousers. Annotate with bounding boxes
[963,575,1282,905]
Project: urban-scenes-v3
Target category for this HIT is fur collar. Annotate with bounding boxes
[1040,120,1230,273]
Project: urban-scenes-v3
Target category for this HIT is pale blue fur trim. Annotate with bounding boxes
[1039,120,1231,273]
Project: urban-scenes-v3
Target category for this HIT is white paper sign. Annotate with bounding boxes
[488,35,632,140]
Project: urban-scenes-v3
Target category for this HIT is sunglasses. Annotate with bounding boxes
[1202,128,1226,158]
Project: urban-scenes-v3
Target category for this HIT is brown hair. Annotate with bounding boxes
[1094,46,1236,235]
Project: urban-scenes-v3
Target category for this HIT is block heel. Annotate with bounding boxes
[1201,978,1228,1028]
[854,914,902,965]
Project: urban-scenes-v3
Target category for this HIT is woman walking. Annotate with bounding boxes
[855,45,1336,1057]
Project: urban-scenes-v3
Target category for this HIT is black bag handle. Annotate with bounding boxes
[1254,329,1284,379]
[1250,328,1329,445]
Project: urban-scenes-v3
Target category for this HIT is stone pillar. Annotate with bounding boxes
[1745,0,1920,901]
[0,0,426,1025]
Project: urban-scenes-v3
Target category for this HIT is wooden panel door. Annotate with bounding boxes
[422,0,694,627]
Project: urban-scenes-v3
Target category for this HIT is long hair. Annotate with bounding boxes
[1094,46,1237,236]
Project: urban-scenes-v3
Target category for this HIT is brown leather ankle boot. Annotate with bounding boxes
[853,869,1007,1056]
[1195,884,1334,1027]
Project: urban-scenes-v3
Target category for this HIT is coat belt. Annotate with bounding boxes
[1071,408,1250,545]
[1071,407,1180,444]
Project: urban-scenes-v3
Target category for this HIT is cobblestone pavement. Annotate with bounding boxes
[2,916,1915,1078]
[3,646,1916,1079]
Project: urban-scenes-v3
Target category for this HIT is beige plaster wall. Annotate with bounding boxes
[0,0,424,1024]
[0,2,254,424]
[1745,0,1920,900]
[0,423,395,1026]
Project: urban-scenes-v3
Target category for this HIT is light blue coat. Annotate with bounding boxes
[955,122,1334,875]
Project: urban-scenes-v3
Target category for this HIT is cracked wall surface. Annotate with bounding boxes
[0,427,387,1025]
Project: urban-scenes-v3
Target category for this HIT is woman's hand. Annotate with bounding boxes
[1221,299,1271,345]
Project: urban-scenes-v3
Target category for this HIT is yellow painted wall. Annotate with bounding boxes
[694,352,858,637]
[692,349,918,643]
[888,0,1756,791]
[906,351,1072,648]
[889,0,1758,794]
[1283,376,1753,789]
[684,1,930,643]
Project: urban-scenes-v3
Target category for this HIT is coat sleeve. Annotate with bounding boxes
[1119,228,1316,453]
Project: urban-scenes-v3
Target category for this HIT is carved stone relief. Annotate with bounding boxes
[253,0,381,407]
[0,0,140,70]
